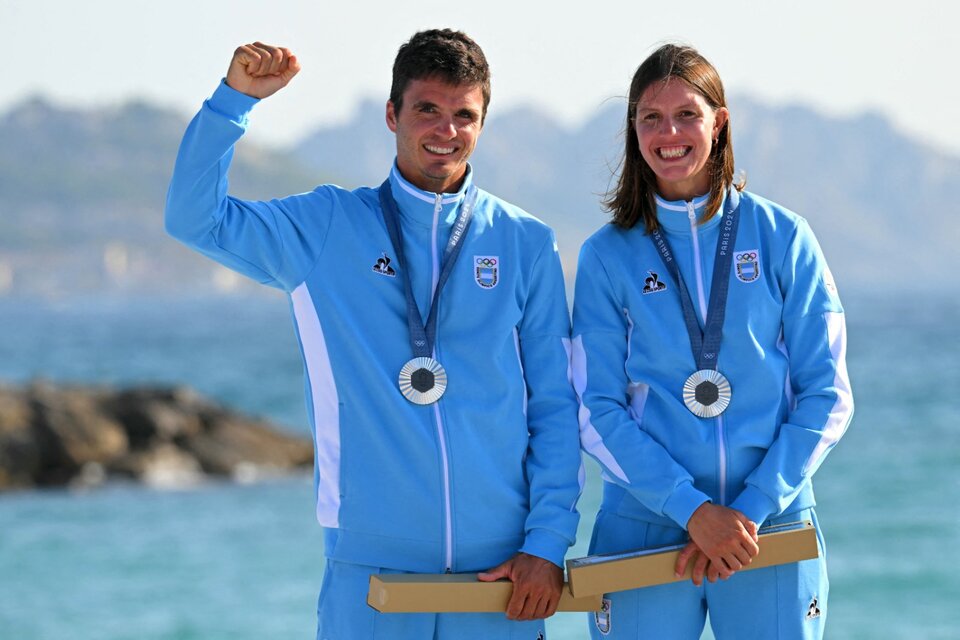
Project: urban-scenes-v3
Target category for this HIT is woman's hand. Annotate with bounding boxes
[677,503,759,583]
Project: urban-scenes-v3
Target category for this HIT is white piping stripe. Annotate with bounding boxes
[776,329,796,410]
[514,327,528,416]
[424,192,455,571]
[391,165,464,205]
[622,309,650,423]
[563,337,585,510]
[572,335,630,484]
[626,382,649,424]
[655,194,709,211]
[803,312,854,474]
[687,203,709,323]
[716,414,727,505]
[433,402,454,570]
[431,195,442,296]
[562,337,574,389]
[291,283,341,527]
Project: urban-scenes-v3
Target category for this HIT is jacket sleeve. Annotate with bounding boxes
[515,231,583,568]
[164,80,333,291]
[729,218,854,525]
[572,241,711,529]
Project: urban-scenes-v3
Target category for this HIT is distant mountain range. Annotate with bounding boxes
[1,93,956,297]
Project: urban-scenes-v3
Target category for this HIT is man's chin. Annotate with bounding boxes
[425,161,463,176]
[425,166,466,185]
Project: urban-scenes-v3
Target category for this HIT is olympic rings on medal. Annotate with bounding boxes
[475,258,498,267]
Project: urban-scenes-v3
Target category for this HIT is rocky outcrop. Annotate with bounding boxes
[0,382,313,491]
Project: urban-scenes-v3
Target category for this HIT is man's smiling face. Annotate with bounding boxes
[386,77,484,194]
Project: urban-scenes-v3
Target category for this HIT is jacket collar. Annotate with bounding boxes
[654,191,727,235]
[388,162,475,228]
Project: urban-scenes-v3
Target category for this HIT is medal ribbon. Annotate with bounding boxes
[650,188,742,372]
[378,179,478,359]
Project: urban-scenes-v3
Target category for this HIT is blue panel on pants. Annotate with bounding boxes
[585,508,828,640]
[706,509,828,640]
[317,560,547,640]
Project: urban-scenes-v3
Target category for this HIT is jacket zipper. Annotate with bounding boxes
[431,192,455,571]
[687,202,727,505]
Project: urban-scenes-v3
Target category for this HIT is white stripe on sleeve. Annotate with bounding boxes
[802,311,854,474]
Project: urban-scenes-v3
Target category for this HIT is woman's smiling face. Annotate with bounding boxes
[634,78,728,201]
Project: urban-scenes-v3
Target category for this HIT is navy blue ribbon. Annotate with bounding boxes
[378,180,478,359]
[650,189,742,372]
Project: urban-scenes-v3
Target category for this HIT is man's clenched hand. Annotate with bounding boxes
[226,42,300,99]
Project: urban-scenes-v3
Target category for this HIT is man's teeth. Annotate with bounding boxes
[425,145,455,155]
[659,146,689,159]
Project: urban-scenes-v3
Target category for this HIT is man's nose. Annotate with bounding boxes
[434,118,457,138]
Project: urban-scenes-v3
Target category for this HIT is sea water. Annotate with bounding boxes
[0,293,957,639]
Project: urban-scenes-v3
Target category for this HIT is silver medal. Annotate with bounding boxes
[399,357,448,405]
[682,369,732,418]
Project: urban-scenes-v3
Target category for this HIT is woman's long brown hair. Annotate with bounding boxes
[606,44,744,232]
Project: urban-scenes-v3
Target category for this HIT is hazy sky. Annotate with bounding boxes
[2,0,952,153]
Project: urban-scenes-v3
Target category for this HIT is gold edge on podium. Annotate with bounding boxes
[367,574,602,613]
[566,521,819,597]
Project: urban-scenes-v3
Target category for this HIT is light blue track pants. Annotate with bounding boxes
[316,560,547,640]
[586,509,828,640]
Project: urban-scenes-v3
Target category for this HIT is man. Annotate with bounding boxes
[165,30,581,639]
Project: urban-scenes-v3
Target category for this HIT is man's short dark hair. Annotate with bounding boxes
[390,29,491,122]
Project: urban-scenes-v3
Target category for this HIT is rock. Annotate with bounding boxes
[28,381,129,485]
[185,415,314,475]
[118,443,205,489]
[70,461,108,490]
[0,386,43,490]
[0,381,312,491]
[103,386,205,447]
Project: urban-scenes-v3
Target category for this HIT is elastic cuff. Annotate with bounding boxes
[661,482,711,530]
[206,79,260,122]
[729,485,778,527]
[520,529,571,569]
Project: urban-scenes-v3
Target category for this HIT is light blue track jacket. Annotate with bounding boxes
[165,81,581,572]
[572,191,853,530]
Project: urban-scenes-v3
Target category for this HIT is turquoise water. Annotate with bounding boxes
[1,294,957,639]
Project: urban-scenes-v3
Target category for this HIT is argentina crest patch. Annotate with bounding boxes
[474,255,499,289]
[735,249,760,283]
[595,597,612,635]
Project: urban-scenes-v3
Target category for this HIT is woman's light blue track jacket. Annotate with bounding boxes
[165,81,582,572]
[572,191,853,530]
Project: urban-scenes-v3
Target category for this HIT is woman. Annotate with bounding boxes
[572,44,853,639]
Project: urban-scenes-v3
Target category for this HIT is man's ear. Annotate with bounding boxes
[385,101,398,133]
